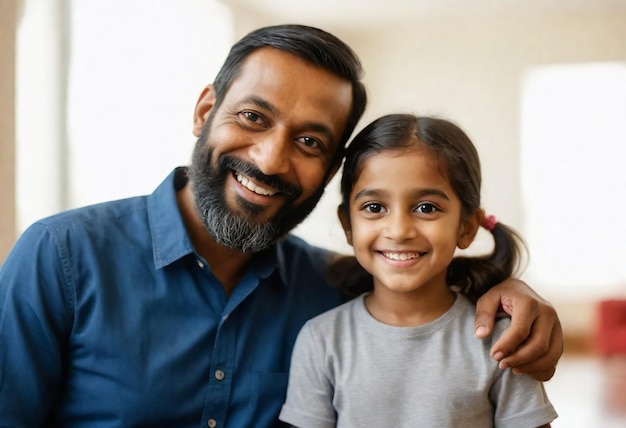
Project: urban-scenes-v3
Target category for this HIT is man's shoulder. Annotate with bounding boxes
[3,196,154,278]
[278,234,336,255]
[274,235,345,303]
[35,196,148,231]
[18,196,151,252]
[276,234,337,269]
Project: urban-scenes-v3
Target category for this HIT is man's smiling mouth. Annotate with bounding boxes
[235,172,278,196]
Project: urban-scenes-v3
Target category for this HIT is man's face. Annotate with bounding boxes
[188,48,353,252]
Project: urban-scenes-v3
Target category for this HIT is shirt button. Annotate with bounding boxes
[196,259,204,269]
[207,419,217,428]
[215,369,225,381]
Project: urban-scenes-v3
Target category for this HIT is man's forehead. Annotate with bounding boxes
[240,47,305,70]
[224,47,353,137]
[235,48,316,86]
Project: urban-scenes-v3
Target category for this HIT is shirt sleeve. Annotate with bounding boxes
[489,321,559,428]
[0,222,74,426]
[279,320,336,428]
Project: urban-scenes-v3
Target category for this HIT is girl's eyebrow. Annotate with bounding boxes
[412,188,451,201]
[352,187,451,201]
[352,188,387,201]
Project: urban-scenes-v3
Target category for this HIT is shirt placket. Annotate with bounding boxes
[200,270,261,428]
[200,314,235,428]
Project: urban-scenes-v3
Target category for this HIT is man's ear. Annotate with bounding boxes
[337,205,353,246]
[457,209,482,250]
[192,85,217,137]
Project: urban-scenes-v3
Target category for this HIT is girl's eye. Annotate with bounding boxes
[363,203,385,214]
[416,203,438,214]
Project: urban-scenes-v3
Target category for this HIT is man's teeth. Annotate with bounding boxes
[382,252,422,261]
[235,173,277,196]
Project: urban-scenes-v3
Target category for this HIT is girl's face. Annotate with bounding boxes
[339,148,477,297]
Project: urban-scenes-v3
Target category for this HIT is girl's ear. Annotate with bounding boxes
[192,85,217,137]
[337,205,353,246]
[457,210,482,249]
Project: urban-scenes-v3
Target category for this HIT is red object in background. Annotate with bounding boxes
[595,299,626,356]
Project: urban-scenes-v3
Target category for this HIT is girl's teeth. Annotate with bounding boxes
[383,252,419,261]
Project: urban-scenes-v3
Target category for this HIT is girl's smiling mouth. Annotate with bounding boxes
[380,251,426,261]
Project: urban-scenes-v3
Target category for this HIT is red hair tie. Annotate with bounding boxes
[481,214,498,232]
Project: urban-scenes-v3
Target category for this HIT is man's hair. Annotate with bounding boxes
[212,24,367,154]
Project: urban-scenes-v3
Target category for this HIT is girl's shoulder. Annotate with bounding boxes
[302,293,367,334]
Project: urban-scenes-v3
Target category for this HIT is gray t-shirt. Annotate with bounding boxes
[280,293,557,428]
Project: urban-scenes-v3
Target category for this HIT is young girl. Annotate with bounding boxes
[279,114,558,427]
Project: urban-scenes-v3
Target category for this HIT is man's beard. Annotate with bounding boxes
[187,121,327,253]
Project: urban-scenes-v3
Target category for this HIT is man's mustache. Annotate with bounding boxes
[219,155,300,200]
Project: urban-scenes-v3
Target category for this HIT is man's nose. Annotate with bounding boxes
[249,130,291,176]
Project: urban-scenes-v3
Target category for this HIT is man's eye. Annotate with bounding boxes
[241,111,262,124]
[296,136,324,154]
[416,203,438,214]
[363,203,384,214]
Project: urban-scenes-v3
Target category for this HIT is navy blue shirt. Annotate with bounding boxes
[0,168,345,427]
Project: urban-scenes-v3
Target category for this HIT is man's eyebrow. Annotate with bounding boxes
[240,95,276,114]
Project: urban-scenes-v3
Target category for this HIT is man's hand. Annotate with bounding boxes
[473,278,563,381]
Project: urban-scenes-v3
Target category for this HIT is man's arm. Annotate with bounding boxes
[0,223,71,425]
[473,278,563,381]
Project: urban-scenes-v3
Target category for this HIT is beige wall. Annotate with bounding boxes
[354,10,626,229]
[0,0,17,263]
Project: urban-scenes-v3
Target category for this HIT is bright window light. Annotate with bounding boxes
[521,62,626,298]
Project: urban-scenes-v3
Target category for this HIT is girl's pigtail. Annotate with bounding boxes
[447,214,527,304]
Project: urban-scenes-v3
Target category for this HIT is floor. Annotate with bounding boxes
[544,355,626,427]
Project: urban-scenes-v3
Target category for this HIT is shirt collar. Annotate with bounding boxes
[248,246,278,280]
[274,240,291,287]
[147,167,195,269]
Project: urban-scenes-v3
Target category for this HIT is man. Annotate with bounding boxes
[0,25,562,427]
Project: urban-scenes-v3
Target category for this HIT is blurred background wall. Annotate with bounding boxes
[0,0,16,265]
[2,0,626,359]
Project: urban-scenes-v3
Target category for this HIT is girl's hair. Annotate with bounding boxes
[331,114,526,303]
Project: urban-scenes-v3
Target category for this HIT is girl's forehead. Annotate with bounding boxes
[355,149,448,185]
[358,147,441,174]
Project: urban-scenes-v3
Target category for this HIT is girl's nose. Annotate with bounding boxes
[383,211,417,242]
